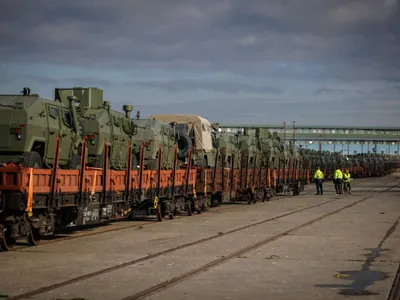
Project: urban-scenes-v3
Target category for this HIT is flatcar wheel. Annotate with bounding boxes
[196,202,202,214]
[26,228,41,247]
[194,199,202,214]
[186,201,193,216]
[247,194,252,205]
[156,205,163,222]
[0,226,16,251]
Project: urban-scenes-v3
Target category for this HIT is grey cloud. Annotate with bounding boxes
[0,0,399,82]
[370,85,400,95]
[129,80,282,94]
[0,0,400,127]
[134,95,399,127]
[5,74,117,89]
[12,73,282,94]
[314,88,364,95]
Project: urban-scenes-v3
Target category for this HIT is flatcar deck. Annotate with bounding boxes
[0,174,399,300]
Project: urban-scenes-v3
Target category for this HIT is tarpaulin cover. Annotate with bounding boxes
[147,114,213,151]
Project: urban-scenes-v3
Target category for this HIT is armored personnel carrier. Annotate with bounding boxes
[256,129,281,169]
[0,88,82,169]
[55,87,180,171]
[212,123,240,168]
[55,87,137,170]
[147,114,244,170]
[237,128,261,170]
[148,114,219,168]
[133,118,179,170]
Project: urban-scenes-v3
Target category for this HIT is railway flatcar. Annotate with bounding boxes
[1,131,397,251]
[0,89,398,251]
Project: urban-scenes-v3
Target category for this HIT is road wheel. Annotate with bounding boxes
[22,151,43,169]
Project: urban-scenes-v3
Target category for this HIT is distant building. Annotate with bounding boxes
[219,124,400,156]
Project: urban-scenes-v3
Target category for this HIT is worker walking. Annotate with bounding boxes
[333,167,343,195]
[343,169,352,194]
[313,167,324,195]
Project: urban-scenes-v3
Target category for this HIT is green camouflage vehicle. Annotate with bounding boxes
[55,87,137,170]
[147,114,220,169]
[238,128,262,170]
[256,129,281,171]
[0,87,82,169]
[133,118,178,170]
[211,123,240,168]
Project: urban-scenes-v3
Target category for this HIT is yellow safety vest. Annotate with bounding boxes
[343,173,351,182]
[313,170,324,179]
[334,169,343,179]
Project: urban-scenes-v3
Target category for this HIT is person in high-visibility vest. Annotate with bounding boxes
[313,167,324,195]
[333,167,343,195]
[343,169,352,194]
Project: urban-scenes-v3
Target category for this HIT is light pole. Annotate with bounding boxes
[292,121,296,143]
[318,134,322,152]
[283,121,286,144]
[398,141,400,157]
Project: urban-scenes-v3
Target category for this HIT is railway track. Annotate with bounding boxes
[6,179,399,300]
[1,176,393,253]
[387,263,400,300]
[4,197,283,252]
[4,176,376,252]
[122,182,400,300]
[3,181,319,252]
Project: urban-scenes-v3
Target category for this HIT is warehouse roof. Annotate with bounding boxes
[220,124,400,131]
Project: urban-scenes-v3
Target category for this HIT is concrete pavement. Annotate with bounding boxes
[0,175,398,300]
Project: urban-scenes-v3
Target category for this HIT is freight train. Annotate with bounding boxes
[0,87,398,251]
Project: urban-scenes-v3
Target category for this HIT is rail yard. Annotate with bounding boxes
[0,175,399,300]
[0,87,399,299]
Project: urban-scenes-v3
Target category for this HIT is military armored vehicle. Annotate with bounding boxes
[148,114,219,169]
[213,125,240,168]
[55,87,138,170]
[55,87,180,171]
[237,128,261,170]
[133,118,179,170]
[0,87,82,169]
[256,130,282,171]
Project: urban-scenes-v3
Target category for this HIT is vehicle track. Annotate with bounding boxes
[8,176,381,252]
[8,179,398,300]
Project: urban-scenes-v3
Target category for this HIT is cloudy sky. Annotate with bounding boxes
[1,0,399,127]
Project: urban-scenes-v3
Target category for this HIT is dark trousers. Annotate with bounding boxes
[335,179,343,194]
[344,182,351,194]
[315,179,324,195]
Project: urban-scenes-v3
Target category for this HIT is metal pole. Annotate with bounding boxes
[283,121,286,144]
[398,141,400,157]
[318,135,322,152]
[292,121,296,142]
